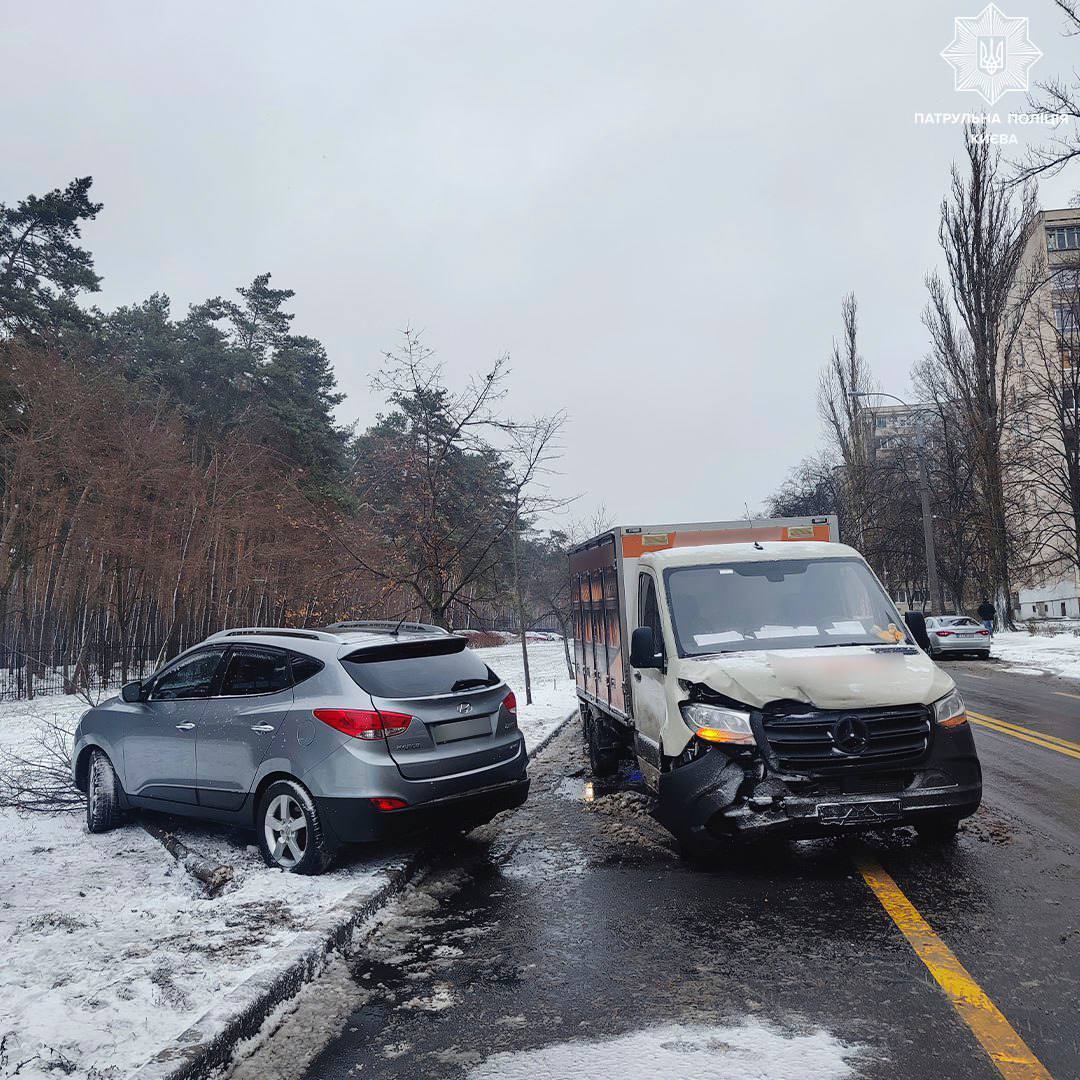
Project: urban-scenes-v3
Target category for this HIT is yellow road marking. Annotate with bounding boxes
[857,859,1052,1080]
[967,712,1080,759]
[967,712,1080,752]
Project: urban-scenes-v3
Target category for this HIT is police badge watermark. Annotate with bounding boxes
[941,3,1041,106]
[915,4,1064,144]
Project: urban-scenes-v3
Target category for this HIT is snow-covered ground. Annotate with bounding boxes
[466,1020,865,1080]
[0,641,576,1079]
[989,629,1080,680]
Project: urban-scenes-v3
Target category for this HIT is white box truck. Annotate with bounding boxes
[568,518,981,855]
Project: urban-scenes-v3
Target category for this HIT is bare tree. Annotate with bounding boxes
[1015,2,1080,189]
[921,128,1040,627]
[334,331,568,666]
[817,294,876,548]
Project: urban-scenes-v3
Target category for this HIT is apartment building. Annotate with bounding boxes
[1014,207,1080,619]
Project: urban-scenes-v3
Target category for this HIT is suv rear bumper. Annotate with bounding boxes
[315,776,530,844]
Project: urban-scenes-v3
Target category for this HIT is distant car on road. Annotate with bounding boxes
[71,622,528,874]
[925,616,992,660]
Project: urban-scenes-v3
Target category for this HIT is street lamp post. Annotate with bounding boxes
[851,391,946,616]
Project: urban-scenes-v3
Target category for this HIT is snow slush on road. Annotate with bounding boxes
[570,519,983,856]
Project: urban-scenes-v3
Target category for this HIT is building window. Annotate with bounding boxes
[1047,226,1080,251]
[1062,602,1067,616]
[1055,305,1078,335]
[875,417,887,430]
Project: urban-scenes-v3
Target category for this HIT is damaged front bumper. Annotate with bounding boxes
[654,726,982,854]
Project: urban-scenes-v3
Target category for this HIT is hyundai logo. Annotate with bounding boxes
[457,702,473,715]
[832,716,870,755]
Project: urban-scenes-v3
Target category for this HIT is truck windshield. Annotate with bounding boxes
[663,557,908,656]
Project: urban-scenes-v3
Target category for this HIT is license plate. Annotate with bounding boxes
[818,799,901,825]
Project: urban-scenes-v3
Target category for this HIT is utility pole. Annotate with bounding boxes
[852,391,947,615]
[915,448,946,614]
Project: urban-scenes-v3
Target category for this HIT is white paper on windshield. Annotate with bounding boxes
[755,625,818,638]
[825,620,865,636]
[693,630,745,645]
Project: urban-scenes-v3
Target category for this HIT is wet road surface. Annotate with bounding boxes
[235,673,1078,1080]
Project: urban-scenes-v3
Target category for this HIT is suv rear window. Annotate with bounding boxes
[341,637,500,698]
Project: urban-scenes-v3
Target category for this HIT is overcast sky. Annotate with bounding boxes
[4,1,1079,531]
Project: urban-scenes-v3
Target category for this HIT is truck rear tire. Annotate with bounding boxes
[585,710,619,777]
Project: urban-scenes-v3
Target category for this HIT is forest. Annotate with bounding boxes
[0,178,573,699]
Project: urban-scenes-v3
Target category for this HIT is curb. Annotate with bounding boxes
[132,706,578,1080]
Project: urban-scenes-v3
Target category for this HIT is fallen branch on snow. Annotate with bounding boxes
[0,717,82,813]
[140,820,236,897]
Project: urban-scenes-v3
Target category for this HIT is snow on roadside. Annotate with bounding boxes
[479,639,577,750]
[990,630,1080,680]
[466,1019,866,1079]
[0,641,574,1079]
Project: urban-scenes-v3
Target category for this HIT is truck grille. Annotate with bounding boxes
[761,704,931,771]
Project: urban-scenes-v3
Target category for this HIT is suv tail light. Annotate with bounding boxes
[502,690,517,716]
[313,708,412,740]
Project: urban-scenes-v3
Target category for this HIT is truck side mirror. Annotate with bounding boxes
[121,681,143,703]
[903,612,931,652]
[630,626,663,669]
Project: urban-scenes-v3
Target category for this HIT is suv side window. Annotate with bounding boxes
[289,654,324,686]
[218,647,290,696]
[150,648,226,701]
[638,573,665,657]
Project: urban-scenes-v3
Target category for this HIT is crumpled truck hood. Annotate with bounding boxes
[675,645,954,710]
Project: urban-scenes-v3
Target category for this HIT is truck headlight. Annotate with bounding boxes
[680,702,756,745]
[932,688,967,729]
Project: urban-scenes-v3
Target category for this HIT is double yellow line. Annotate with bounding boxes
[858,859,1052,1079]
[967,711,1080,760]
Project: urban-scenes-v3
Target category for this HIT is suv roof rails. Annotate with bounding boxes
[206,627,342,643]
[323,619,450,636]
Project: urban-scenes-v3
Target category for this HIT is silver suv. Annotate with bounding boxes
[71,623,528,873]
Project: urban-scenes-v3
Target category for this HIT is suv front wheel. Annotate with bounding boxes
[257,780,336,875]
[86,749,123,833]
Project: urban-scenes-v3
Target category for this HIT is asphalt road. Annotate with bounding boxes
[236,666,1079,1080]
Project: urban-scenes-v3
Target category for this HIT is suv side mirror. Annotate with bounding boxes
[630,626,663,670]
[904,611,931,652]
[121,681,143,703]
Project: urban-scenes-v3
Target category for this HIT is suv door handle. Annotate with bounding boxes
[175,722,196,731]
[250,724,275,733]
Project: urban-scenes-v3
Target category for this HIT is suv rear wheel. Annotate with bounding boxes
[257,780,336,874]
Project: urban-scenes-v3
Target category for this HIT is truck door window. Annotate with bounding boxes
[638,573,665,658]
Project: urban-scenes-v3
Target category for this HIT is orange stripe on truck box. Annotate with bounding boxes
[621,523,830,558]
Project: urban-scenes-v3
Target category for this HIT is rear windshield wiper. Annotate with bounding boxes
[451,677,493,691]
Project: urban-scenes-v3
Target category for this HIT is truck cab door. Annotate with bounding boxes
[631,571,667,784]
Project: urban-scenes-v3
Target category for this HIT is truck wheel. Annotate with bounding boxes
[915,815,960,844]
[585,713,619,777]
